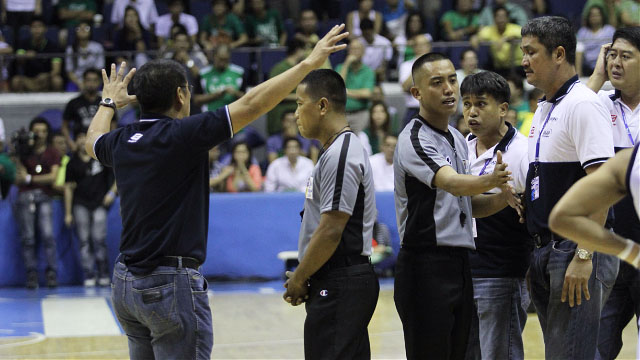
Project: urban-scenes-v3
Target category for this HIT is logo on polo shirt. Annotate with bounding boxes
[611,114,617,126]
[542,129,552,137]
[128,133,144,143]
[529,126,535,138]
[446,156,452,165]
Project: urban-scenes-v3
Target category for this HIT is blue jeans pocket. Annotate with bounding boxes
[132,274,180,335]
[595,253,619,290]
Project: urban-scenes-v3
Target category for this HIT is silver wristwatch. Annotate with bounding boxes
[99,98,117,110]
[576,248,593,260]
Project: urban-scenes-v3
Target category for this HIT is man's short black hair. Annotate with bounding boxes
[30,16,46,26]
[128,59,188,114]
[282,136,302,149]
[460,71,511,104]
[612,27,640,53]
[83,68,101,79]
[411,52,450,82]
[360,18,374,31]
[521,16,576,65]
[299,69,347,113]
[493,5,508,17]
[29,117,52,143]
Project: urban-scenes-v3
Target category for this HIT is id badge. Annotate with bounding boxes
[531,176,540,201]
[305,177,314,199]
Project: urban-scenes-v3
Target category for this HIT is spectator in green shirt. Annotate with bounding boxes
[477,0,528,27]
[199,0,248,50]
[197,44,245,112]
[618,0,640,26]
[56,0,96,29]
[336,39,375,133]
[245,0,286,47]
[441,0,480,41]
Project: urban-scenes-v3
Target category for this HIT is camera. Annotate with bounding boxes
[11,128,35,159]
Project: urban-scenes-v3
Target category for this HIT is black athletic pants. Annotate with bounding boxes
[394,246,474,360]
[304,263,380,360]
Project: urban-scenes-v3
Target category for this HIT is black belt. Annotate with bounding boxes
[532,233,563,248]
[158,256,200,270]
[313,254,370,278]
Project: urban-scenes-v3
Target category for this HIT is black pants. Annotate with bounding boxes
[304,263,380,360]
[394,246,474,360]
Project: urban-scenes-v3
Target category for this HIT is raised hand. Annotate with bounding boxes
[101,62,137,109]
[593,43,611,82]
[303,24,349,69]
[488,151,512,188]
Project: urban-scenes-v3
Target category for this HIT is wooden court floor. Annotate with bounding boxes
[0,282,637,359]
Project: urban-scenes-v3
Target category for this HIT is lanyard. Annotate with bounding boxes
[534,103,557,164]
[478,158,491,176]
[619,103,635,146]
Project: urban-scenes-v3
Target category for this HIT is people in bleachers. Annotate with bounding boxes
[65,22,105,90]
[197,44,245,112]
[336,39,375,133]
[293,9,320,50]
[441,0,480,41]
[62,68,102,151]
[112,6,152,68]
[10,17,64,92]
[360,18,393,82]
[1,0,41,37]
[576,4,616,77]
[516,87,542,136]
[582,0,619,28]
[456,48,483,83]
[346,0,383,40]
[266,39,307,135]
[210,141,263,192]
[245,0,286,47]
[0,117,15,199]
[264,137,314,192]
[369,134,396,191]
[506,73,528,121]
[393,11,432,65]
[399,34,432,124]
[64,129,115,287]
[617,0,640,27]
[478,0,528,27]
[208,146,225,192]
[13,117,61,289]
[52,131,70,194]
[56,0,97,48]
[382,0,414,41]
[267,111,318,163]
[155,0,198,46]
[162,27,208,74]
[0,29,14,92]
[110,0,158,32]
[364,101,392,154]
[199,0,248,50]
[472,5,522,76]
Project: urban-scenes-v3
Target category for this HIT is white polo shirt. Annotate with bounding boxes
[525,75,614,237]
[360,34,393,72]
[369,152,394,191]
[111,0,159,31]
[597,90,640,151]
[467,123,528,194]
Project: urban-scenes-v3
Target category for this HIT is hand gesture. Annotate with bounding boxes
[488,151,512,188]
[562,255,593,307]
[283,270,309,306]
[593,43,611,82]
[101,62,137,109]
[303,24,349,70]
[500,182,524,219]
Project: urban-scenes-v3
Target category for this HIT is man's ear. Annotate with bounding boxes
[554,46,566,64]
[175,86,186,109]
[318,97,329,116]
[499,102,509,118]
[410,87,421,100]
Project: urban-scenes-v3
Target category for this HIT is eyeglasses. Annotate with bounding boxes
[76,25,91,32]
[181,84,194,93]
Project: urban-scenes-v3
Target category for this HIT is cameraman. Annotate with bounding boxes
[13,117,61,289]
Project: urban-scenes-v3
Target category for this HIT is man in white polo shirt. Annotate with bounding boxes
[586,26,640,360]
[520,16,618,359]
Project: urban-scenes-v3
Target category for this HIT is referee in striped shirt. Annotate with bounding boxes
[283,69,379,359]
[393,52,520,359]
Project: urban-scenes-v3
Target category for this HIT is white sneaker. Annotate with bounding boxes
[98,277,110,287]
[84,278,96,287]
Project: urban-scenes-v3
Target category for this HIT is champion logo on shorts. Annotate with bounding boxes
[319,290,328,297]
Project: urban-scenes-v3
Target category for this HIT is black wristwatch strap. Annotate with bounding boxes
[100,98,117,110]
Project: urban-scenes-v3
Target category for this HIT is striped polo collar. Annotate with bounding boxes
[467,122,517,154]
[540,75,580,104]
[139,112,172,122]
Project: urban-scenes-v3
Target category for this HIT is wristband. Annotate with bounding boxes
[25,174,32,184]
[617,238,634,262]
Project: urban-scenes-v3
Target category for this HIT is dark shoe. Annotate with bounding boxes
[26,271,38,290]
[46,270,57,288]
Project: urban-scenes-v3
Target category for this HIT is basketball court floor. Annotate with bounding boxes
[0,279,636,359]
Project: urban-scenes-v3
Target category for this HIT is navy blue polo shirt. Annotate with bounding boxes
[94,106,233,274]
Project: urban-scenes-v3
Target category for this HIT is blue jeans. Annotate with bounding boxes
[467,278,529,360]
[73,204,108,279]
[12,189,57,273]
[596,261,640,360]
[529,240,619,359]
[111,261,213,360]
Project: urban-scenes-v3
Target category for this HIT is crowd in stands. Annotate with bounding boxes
[0,0,638,288]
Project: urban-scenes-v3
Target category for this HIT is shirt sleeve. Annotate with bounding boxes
[94,130,120,167]
[399,128,451,188]
[568,99,615,168]
[173,106,233,152]
[319,136,363,215]
[264,161,277,192]
[398,61,412,83]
